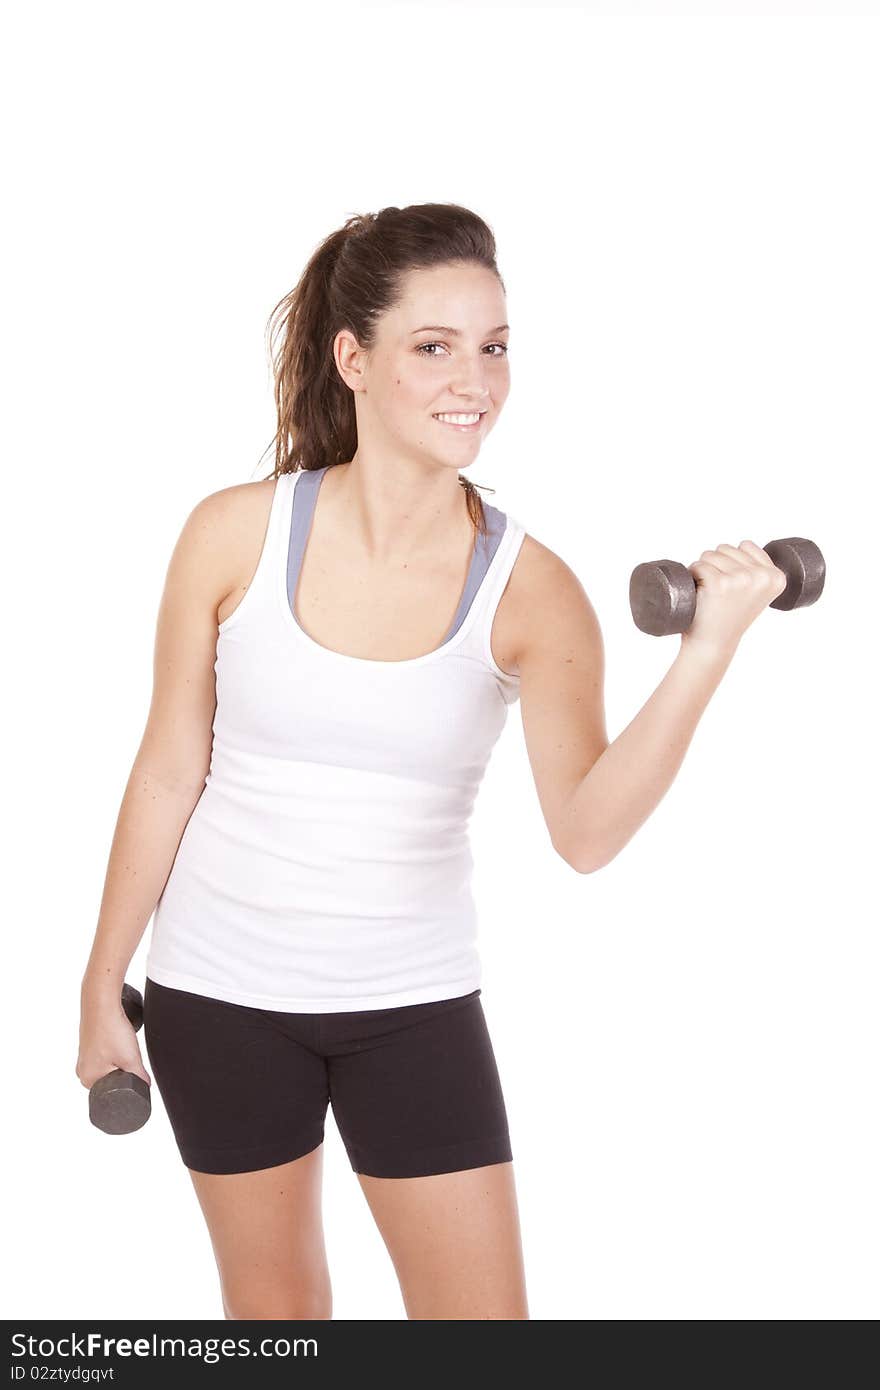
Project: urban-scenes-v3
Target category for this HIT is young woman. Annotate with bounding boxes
[76,202,785,1320]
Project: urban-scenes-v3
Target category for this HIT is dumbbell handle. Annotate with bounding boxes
[629,536,826,637]
[88,982,152,1135]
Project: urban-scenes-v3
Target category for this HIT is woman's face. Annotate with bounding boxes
[338,261,511,470]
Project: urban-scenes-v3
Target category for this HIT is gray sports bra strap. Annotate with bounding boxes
[287,465,506,644]
[441,499,506,643]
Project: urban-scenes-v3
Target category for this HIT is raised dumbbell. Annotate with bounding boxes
[88,982,152,1135]
[629,536,826,636]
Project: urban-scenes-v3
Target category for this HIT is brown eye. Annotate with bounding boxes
[416,342,509,358]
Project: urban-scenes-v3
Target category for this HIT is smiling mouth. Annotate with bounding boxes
[432,412,486,429]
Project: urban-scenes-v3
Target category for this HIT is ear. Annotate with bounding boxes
[334,328,368,390]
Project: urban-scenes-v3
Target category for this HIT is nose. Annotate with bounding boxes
[450,377,491,405]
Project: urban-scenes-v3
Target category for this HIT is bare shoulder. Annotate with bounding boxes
[180,477,278,621]
[180,476,275,541]
[496,531,603,677]
[196,476,276,533]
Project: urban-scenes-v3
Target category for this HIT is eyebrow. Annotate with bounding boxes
[410,324,510,337]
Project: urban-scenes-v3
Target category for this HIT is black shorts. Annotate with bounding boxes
[142,978,513,1179]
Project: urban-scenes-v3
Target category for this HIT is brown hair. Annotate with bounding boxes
[257,202,504,536]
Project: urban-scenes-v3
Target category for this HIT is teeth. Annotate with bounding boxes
[434,413,482,424]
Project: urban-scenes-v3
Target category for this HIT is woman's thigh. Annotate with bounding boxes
[358,1161,529,1319]
[143,977,330,1174]
[325,990,513,1180]
[323,989,527,1318]
[189,1144,332,1320]
[143,978,333,1318]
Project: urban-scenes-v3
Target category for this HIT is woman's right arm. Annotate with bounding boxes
[77,487,240,1088]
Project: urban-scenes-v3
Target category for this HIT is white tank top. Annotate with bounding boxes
[145,466,526,1012]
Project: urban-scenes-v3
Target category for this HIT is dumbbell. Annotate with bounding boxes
[629,537,826,637]
[88,982,152,1135]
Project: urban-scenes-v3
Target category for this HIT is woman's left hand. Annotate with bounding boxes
[680,540,788,657]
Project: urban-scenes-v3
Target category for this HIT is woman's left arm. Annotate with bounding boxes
[514,544,749,874]
[509,541,609,872]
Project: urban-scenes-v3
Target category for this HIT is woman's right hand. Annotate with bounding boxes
[76,989,152,1090]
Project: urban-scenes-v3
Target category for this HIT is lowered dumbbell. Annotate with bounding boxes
[88,982,152,1135]
[629,536,826,637]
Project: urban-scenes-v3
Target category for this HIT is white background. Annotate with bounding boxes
[3,1,877,1321]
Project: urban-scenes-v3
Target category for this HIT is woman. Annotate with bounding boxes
[76,202,785,1320]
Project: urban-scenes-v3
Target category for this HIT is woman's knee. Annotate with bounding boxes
[222,1276,332,1321]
